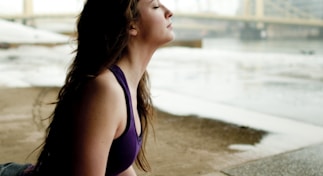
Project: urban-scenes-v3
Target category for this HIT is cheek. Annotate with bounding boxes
[142,17,164,34]
[137,12,169,41]
[138,19,155,35]
[139,11,164,29]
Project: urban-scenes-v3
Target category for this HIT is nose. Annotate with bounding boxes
[167,9,173,18]
[164,6,173,18]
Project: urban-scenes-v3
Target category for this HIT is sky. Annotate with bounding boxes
[0,0,83,14]
[0,0,240,15]
[163,0,239,14]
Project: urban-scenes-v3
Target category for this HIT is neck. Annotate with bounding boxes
[116,42,157,90]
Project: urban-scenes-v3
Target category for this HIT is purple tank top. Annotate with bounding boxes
[106,65,142,176]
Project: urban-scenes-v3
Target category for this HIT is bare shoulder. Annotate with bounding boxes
[75,69,126,127]
[85,70,123,99]
[73,68,127,142]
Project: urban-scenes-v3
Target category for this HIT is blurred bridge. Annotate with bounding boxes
[172,0,323,39]
[175,0,323,26]
[1,0,323,39]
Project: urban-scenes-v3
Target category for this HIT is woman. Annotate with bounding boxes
[0,0,174,176]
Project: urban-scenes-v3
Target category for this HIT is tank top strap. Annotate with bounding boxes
[109,65,135,133]
[109,65,132,100]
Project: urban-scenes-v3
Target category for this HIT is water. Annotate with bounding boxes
[149,38,323,126]
[203,38,323,56]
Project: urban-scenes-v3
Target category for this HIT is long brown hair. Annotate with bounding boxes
[34,0,153,175]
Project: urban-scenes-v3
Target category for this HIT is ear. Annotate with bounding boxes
[129,24,138,36]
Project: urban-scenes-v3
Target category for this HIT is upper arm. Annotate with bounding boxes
[71,73,125,176]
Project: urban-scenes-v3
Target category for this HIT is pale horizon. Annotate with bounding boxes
[0,0,239,15]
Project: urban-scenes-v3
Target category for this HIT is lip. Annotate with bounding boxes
[167,23,173,29]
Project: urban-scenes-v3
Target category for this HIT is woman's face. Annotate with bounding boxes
[135,0,174,46]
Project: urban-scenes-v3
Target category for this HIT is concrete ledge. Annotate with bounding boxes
[165,39,202,48]
[0,42,69,49]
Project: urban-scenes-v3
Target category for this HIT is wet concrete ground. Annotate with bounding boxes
[223,143,323,176]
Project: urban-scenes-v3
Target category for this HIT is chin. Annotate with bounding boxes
[169,32,175,41]
[162,32,176,45]
[154,32,175,48]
